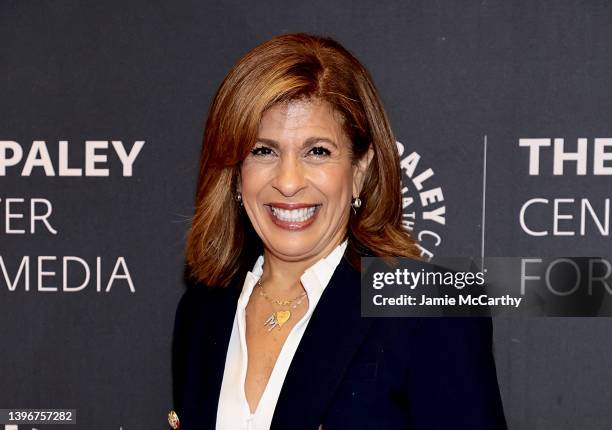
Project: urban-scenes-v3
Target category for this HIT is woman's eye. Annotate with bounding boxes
[308,146,331,157]
[251,145,274,156]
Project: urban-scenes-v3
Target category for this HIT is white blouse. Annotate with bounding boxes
[215,239,349,430]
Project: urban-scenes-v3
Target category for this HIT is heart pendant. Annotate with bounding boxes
[275,310,291,327]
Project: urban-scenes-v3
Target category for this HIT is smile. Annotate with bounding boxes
[265,203,321,231]
[271,206,317,221]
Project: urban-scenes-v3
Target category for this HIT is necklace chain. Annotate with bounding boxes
[256,277,307,307]
[256,277,307,332]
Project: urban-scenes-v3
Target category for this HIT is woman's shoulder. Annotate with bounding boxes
[365,315,494,358]
[411,316,494,343]
[174,282,241,323]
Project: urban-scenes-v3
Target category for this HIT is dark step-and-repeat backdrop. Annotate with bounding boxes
[2,1,611,429]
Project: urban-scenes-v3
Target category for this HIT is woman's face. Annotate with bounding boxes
[239,98,369,262]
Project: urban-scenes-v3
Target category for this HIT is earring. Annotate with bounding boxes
[351,196,362,214]
[235,192,243,206]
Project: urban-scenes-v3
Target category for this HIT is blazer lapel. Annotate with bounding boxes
[270,255,374,429]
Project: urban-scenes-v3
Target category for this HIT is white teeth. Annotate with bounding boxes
[270,206,317,222]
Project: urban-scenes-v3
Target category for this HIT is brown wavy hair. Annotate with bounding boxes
[184,32,421,287]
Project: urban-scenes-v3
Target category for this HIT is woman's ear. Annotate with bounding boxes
[352,145,374,197]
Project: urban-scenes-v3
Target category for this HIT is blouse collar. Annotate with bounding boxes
[239,239,348,308]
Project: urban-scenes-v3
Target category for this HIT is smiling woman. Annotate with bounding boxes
[170,32,507,430]
[239,99,368,264]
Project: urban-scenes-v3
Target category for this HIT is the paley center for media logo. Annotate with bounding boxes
[396,140,446,260]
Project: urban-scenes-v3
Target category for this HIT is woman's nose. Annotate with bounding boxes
[272,155,306,197]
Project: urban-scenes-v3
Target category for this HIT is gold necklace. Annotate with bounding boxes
[256,277,307,331]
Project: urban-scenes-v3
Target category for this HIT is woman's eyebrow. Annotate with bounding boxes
[255,136,338,149]
[255,137,280,149]
[304,136,338,149]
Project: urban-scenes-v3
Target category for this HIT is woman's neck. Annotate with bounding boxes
[259,235,345,295]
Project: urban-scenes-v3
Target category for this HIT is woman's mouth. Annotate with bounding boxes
[265,204,321,230]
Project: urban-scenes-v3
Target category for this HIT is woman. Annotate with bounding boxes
[170,33,507,429]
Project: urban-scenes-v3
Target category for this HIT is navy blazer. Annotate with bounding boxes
[171,253,508,429]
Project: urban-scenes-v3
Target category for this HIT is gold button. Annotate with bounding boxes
[167,409,180,429]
